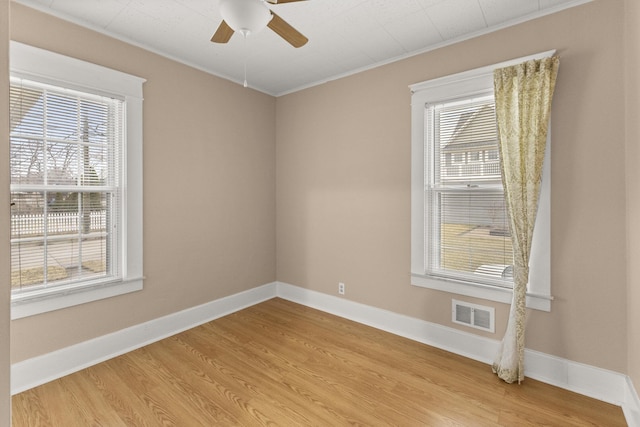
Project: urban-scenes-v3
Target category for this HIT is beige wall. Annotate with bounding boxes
[625,0,640,391]
[9,3,277,362]
[276,0,628,373]
[1,0,11,423]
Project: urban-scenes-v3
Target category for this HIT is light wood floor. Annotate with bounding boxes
[12,298,626,426]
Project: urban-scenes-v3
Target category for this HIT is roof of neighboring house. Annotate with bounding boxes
[442,105,497,153]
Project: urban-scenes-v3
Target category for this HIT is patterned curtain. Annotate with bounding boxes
[492,56,559,384]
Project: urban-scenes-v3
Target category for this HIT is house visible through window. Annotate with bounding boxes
[10,41,145,319]
[10,78,123,294]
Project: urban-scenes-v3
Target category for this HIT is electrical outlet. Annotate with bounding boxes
[338,282,345,295]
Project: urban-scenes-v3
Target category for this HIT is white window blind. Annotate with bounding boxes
[10,77,123,297]
[425,94,513,287]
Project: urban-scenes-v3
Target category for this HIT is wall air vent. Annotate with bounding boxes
[452,299,495,333]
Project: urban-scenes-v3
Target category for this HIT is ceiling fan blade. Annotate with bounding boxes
[266,0,308,3]
[267,11,308,48]
[211,20,234,43]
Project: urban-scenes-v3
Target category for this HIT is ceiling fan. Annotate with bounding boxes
[211,0,309,48]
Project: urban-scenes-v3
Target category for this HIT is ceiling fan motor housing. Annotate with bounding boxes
[219,0,273,36]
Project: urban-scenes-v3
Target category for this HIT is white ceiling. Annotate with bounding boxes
[15,0,588,96]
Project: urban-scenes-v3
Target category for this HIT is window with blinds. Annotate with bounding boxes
[10,77,123,297]
[425,94,513,287]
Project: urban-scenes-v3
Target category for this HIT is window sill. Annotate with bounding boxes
[411,273,552,312]
[11,278,144,320]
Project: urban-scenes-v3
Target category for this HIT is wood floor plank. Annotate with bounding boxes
[10,387,52,427]
[146,337,287,426]
[133,344,242,426]
[210,322,384,425]
[83,362,157,427]
[177,333,336,425]
[27,380,90,427]
[12,298,627,426]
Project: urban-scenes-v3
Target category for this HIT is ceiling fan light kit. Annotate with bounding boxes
[212,0,309,47]
[219,0,272,36]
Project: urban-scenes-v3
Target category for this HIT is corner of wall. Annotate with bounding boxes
[0,0,12,424]
[625,0,640,402]
[624,376,640,427]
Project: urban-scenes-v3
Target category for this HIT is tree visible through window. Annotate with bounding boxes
[10,78,123,295]
[426,94,513,286]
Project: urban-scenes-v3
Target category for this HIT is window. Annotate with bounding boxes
[426,94,513,288]
[468,151,480,163]
[10,79,122,292]
[410,52,553,311]
[10,42,145,319]
[486,149,499,161]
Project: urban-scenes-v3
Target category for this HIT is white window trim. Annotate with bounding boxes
[410,51,554,311]
[9,41,145,319]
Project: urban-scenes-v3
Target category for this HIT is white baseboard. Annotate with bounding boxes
[625,376,640,427]
[276,281,636,425]
[11,282,278,394]
[523,348,628,405]
[11,280,639,426]
[275,281,499,363]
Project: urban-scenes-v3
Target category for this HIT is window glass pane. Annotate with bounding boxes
[437,190,513,284]
[46,92,79,140]
[46,141,79,185]
[11,192,45,238]
[84,144,110,185]
[10,85,43,137]
[10,137,45,185]
[81,100,110,145]
[11,192,48,290]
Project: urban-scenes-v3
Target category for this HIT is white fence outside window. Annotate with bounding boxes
[11,211,106,238]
